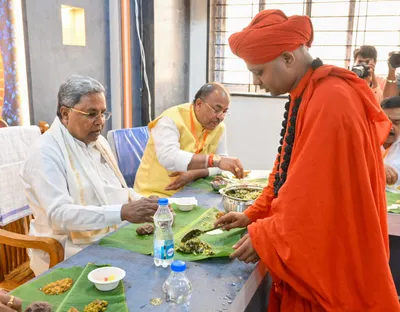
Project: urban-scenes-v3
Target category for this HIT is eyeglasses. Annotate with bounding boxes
[69,107,112,121]
[200,98,230,117]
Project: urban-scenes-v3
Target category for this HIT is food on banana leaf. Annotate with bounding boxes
[150,298,163,306]
[40,278,73,295]
[176,237,215,256]
[228,170,251,179]
[136,223,154,236]
[68,308,80,312]
[25,302,52,312]
[201,221,212,228]
[84,299,108,312]
[225,188,261,201]
[216,211,226,219]
[243,170,251,177]
[211,176,228,191]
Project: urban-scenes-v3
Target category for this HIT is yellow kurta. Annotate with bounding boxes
[134,103,225,197]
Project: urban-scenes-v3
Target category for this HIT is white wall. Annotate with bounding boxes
[189,0,208,100]
[154,0,190,116]
[225,96,285,169]
[189,1,286,170]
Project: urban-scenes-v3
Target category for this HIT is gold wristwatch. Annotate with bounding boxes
[213,154,221,167]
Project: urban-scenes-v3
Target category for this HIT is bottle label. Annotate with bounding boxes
[154,239,174,260]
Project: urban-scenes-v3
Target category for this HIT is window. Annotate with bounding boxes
[208,0,400,94]
[61,5,86,46]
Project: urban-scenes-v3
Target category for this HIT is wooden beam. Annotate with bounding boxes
[121,0,132,128]
[345,0,357,70]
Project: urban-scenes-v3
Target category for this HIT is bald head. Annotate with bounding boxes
[192,82,230,130]
[193,82,230,104]
[246,44,314,96]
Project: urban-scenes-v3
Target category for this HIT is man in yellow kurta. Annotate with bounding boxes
[134,82,244,197]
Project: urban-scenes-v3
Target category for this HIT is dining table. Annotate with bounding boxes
[19,174,272,311]
[13,170,400,310]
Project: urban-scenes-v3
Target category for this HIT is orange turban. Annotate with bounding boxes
[229,10,314,64]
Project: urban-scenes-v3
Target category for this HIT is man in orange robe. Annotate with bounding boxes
[215,9,400,311]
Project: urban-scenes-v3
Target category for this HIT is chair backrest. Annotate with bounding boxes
[0,126,41,226]
[107,127,150,187]
[0,215,33,281]
[0,118,8,128]
[0,126,40,281]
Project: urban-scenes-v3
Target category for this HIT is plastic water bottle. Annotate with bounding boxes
[163,260,192,311]
[153,198,174,267]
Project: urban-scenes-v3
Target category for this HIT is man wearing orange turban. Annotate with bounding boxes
[216,9,400,312]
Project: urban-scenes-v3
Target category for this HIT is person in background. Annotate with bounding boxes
[353,46,398,102]
[20,75,158,276]
[382,96,400,190]
[215,9,399,311]
[134,82,244,197]
[396,68,400,96]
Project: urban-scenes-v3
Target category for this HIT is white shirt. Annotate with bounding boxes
[20,133,140,275]
[383,138,400,193]
[151,116,228,176]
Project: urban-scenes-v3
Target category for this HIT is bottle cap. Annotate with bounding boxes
[158,198,168,205]
[171,260,186,272]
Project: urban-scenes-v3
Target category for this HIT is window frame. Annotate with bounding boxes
[207,0,400,98]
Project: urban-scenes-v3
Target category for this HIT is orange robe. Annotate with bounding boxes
[245,65,400,311]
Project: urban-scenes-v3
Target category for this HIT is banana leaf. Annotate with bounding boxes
[386,191,400,207]
[10,264,128,312]
[99,205,245,261]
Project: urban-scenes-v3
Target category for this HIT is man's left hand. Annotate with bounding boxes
[148,195,175,217]
[368,62,378,88]
[165,172,194,191]
[230,234,260,264]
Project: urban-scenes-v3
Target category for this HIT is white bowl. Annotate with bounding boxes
[177,204,194,212]
[169,197,197,212]
[87,267,126,291]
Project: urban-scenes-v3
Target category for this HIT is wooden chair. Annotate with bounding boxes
[0,118,8,128]
[0,216,64,291]
[0,126,64,291]
[38,121,49,134]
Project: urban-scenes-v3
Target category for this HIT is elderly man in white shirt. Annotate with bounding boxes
[134,82,245,197]
[20,75,158,276]
[382,96,400,192]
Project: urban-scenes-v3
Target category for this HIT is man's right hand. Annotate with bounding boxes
[385,165,398,186]
[218,157,245,179]
[121,197,158,223]
[214,212,251,231]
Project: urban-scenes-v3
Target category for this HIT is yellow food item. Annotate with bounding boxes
[396,200,400,204]
[84,299,108,312]
[216,211,225,219]
[41,278,73,295]
[68,308,80,312]
[150,298,163,306]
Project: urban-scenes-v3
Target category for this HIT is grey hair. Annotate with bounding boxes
[193,82,230,104]
[57,75,105,118]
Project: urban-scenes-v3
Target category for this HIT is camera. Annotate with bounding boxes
[351,63,370,79]
[389,52,400,68]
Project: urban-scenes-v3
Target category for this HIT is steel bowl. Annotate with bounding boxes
[219,184,263,213]
[210,179,228,191]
